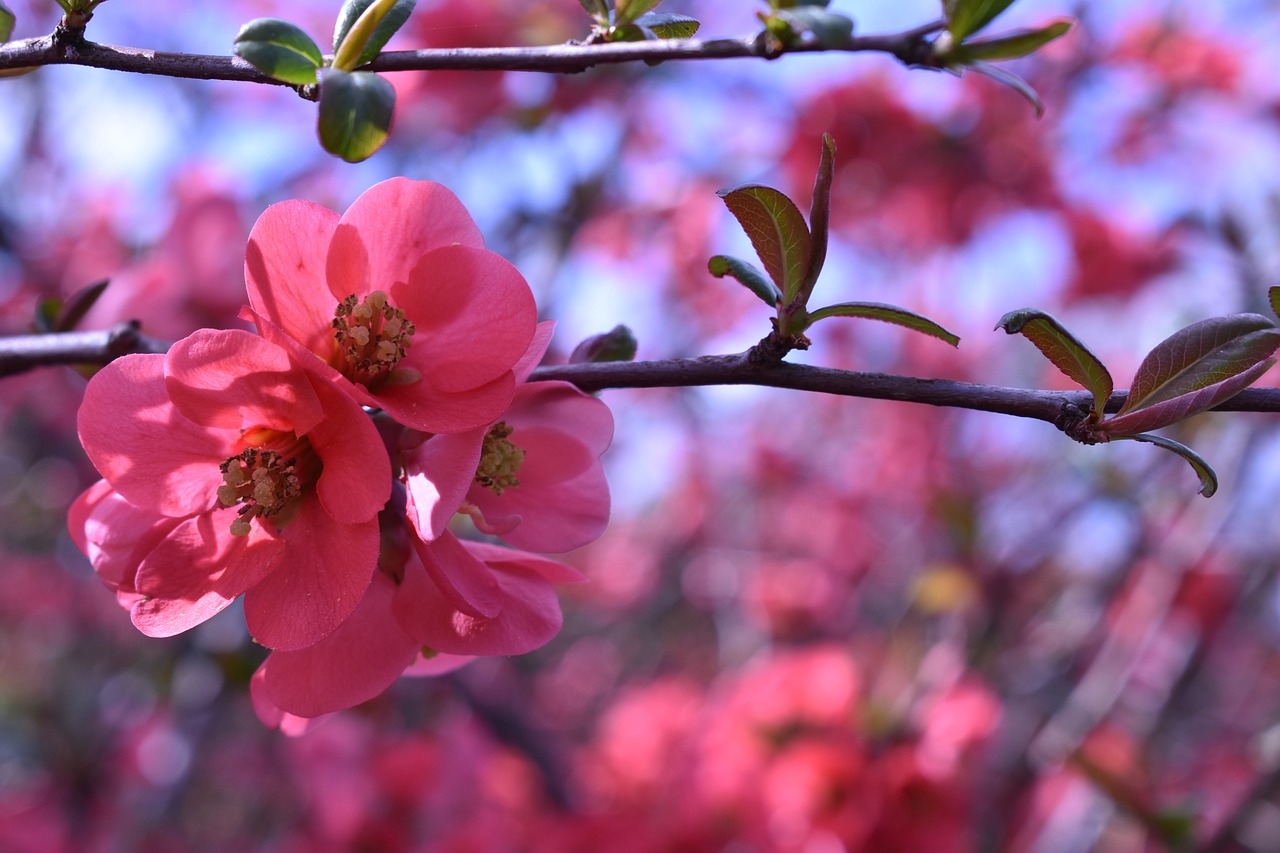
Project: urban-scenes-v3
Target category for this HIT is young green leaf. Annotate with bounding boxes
[0,2,15,42]
[797,133,835,305]
[1115,314,1280,416]
[1110,433,1219,498]
[775,7,854,47]
[1101,358,1276,437]
[946,0,1016,42]
[233,18,324,86]
[614,0,662,27]
[577,0,609,23]
[717,184,812,303]
[996,308,1113,420]
[570,325,639,364]
[947,19,1071,63]
[52,278,110,332]
[965,61,1045,116]
[333,0,416,68]
[808,301,960,347]
[317,68,395,163]
[635,12,700,39]
[1270,286,1280,321]
[708,255,783,307]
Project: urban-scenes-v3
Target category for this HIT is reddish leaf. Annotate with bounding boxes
[717,184,812,302]
[1116,313,1280,416]
[996,308,1113,420]
[1102,358,1276,436]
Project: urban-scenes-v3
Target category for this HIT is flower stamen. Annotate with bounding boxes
[218,431,317,535]
[474,422,525,496]
[331,290,416,389]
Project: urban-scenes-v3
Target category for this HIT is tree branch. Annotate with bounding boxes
[5,328,1280,425]
[0,24,944,80]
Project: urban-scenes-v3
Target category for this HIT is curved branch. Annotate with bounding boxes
[5,328,1280,425]
[0,24,944,80]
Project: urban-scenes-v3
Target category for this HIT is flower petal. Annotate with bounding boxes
[374,370,515,434]
[472,461,610,554]
[250,668,324,736]
[393,245,536,393]
[78,354,231,517]
[405,527,502,619]
[131,511,285,637]
[242,498,379,650]
[165,329,325,435]
[259,572,419,718]
[244,199,343,357]
[70,481,187,597]
[513,321,556,384]
[326,178,486,302]
[462,541,588,585]
[394,554,564,656]
[306,374,391,524]
[507,381,614,457]
[405,429,484,540]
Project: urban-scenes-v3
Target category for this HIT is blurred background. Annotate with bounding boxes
[4,0,1280,849]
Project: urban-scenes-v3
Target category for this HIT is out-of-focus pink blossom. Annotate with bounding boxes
[244,178,537,433]
[71,329,390,651]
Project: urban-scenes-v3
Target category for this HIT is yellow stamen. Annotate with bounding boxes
[331,290,416,389]
[474,422,525,496]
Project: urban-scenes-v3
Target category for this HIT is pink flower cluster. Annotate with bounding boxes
[69,179,612,730]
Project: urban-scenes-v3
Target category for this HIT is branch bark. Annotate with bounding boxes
[5,328,1280,425]
[0,24,943,80]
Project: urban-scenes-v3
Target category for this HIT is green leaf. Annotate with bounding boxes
[577,0,609,22]
[607,22,655,42]
[1111,433,1219,498]
[798,133,835,305]
[775,7,854,47]
[946,0,1016,42]
[965,61,1045,116]
[333,0,416,67]
[1117,314,1280,416]
[0,2,14,42]
[635,12,700,39]
[1270,286,1280,321]
[53,278,109,332]
[996,308,1113,420]
[717,184,812,303]
[947,19,1072,63]
[809,301,961,347]
[614,0,662,27]
[708,255,783,307]
[233,18,324,86]
[570,325,639,364]
[317,68,395,163]
[33,298,60,334]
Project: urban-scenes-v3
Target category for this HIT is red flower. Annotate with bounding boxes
[405,325,613,556]
[250,537,583,725]
[243,178,538,433]
[71,329,390,650]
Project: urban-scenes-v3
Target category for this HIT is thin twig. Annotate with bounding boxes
[4,328,1280,424]
[0,24,945,80]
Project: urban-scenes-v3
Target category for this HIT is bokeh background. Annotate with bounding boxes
[4,0,1280,849]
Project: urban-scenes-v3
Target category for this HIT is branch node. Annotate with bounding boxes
[748,325,810,365]
[105,320,143,360]
[1055,400,1108,445]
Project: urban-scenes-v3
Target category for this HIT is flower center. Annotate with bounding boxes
[217,429,318,536]
[331,290,416,389]
[474,422,525,496]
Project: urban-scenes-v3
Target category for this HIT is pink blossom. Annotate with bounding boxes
[243,178,538,433]
[71,328,390,650]
[250,537,583,725]
[406,323,613,565]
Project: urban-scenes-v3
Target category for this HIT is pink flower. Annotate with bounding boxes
[406,379,613,553]
[250,537,583,724]
[71,328,390,650]
[243,178,538,433]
